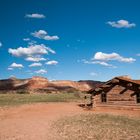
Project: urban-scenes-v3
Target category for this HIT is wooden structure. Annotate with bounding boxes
[89,76,140,110]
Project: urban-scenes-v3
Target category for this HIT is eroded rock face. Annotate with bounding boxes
[78,80,103,91]
[27,76,49,89]
[0,76,102,93]
[50,80,88,91]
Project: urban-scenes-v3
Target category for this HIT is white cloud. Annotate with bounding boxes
[25,56,46,62]
[8,67,13,70]
[82,52,135,68]
[29,63,42,67]
[94,52,119,61]
[25,13,46,19]
[107,19,136,28]
[0,42,2,47]
[46,60,58,65]
[8,44,55,57]
[92,61,114,67]
[9,63,24,69]
[90,72,98,76]
[31,30,59,41]
[23,38,30,41]
[43,35,59,41]
[32,30,47,38]
[35,69,47,74]
[46,47,56,54]
[83,59,114,67]
[94,52,136,63]
[28,40,37,45]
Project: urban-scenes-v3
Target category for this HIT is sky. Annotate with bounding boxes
[0,0,140,81]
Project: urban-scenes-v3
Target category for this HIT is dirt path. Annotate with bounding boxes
[0,103,140,140]
[0,103,85,140]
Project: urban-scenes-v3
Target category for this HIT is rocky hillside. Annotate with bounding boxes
[0,76,102,93]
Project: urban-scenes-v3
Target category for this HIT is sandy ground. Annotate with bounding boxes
[0,103,85,140]
[0,103,140,140]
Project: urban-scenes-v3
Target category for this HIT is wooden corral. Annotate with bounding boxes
[89,76,140,110]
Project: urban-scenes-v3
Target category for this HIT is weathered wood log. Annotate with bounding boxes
[101,84,111,88]
[95,88,102,92]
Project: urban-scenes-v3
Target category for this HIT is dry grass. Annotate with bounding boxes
[53,113,140,140]
[0,93,83,106]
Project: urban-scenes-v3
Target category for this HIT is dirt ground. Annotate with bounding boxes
[0,103,85,140]
[0,103,140,140]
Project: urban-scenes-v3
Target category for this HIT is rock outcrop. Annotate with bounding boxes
[0,76,102,93]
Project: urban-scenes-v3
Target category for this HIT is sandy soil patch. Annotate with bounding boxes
[0,103,84,140]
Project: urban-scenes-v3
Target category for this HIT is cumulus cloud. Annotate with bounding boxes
[32,30,47,38]
[82,52,135,68]
[46,60,58,65]
[29,63,42,67]
[25,13,46,19]
[9,63,24,69]
[35,69,47,74]
[43,36,59,41]
[31,30,59,41]
[8,44,55,57]
[107,20,136,28]
[0,42,2,47]
[93,52,136,63]
[25,56,46,62]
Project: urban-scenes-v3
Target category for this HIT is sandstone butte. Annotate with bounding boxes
[0,76,102,93]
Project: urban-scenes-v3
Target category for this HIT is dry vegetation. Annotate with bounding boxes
[0,93,83,106]
[53,113,140,140]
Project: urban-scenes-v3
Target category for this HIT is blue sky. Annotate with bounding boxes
[0,0,140,81]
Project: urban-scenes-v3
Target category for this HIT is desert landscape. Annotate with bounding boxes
[0,76,140,140]
[0,0,140,139]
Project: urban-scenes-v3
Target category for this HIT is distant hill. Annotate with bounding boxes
[0,76,103,94]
